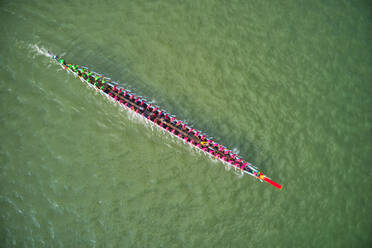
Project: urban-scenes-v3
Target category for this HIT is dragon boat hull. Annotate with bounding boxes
[48,52,282,190]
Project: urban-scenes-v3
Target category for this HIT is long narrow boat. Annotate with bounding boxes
[48,52,282,189]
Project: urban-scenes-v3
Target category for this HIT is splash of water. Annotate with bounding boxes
[30,44,52,58]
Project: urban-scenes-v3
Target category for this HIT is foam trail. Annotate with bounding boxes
[30,44,53,58]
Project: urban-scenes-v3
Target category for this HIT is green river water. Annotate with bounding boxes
[0,0,371,247]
